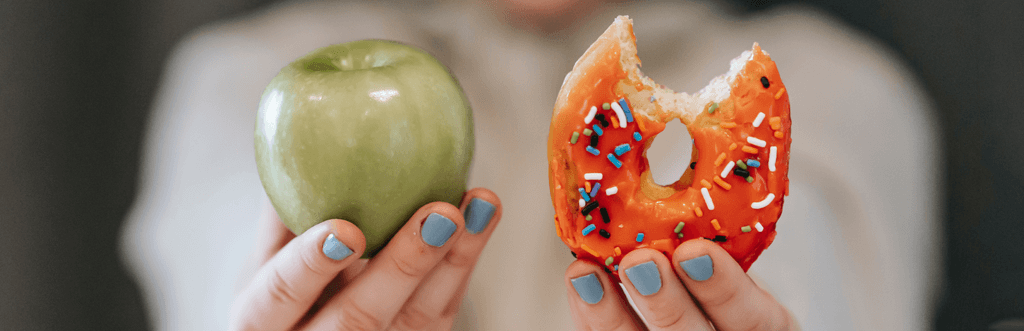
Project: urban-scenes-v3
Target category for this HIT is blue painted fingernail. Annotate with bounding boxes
[624,261,662,296]
[322,233,353,261]
[681,255,714,281]
[570,273,604,304]
[422,213,456,247]
[464,198,496,234]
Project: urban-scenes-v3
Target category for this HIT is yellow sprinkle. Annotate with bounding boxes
[714,153,727,166]
[701,179,712,189]
[775,87,786,100]
[769,117,782,130]
[581,244,599,257]
[611,116,620,128]
[713,177,732,190]
[711,219,721,230]
[742,146,759,154]
[614,247,622,256]
[774,131,785,139]
[585,182,591,193]
[729,143,737,151]
[721,121,737,129]
[695,207,704,217]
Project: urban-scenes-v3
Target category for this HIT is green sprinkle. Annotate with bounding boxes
[605,256,614,266]
[678,233,685,238]
[571,132,580,144]
[583,128,593,136]
[736,160,747,170]
[707,102,719,114]
[746,176,754,183]
[674,222,685,233]
[741,225,752,233]
[586,215,592,221]
[602,102,611,110]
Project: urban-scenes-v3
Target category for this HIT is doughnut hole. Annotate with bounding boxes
[646,118,695,187]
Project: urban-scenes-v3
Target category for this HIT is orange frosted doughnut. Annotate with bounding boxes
[547,16,791,278]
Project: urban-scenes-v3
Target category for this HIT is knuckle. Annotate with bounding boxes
[699,284,741,309]
[334,297,386,331]
[265,268,301,306]
[390,253,431,280]
[646,307,687,329]
[390,305,435,330]
[443,247,478,269]
[299,246,331,277]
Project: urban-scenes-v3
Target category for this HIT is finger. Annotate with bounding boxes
[229,219,366,331]
[256,203,295,266]
[391,188,503,329]
[565,260,645,331]
[618,248,714,330]
[303,202,465,330]
[672,239,795,331]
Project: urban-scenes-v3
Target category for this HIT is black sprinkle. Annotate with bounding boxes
[599,229,610,238]
[604,267,612,273]
[733,167,750,177]
[595,114,609,127]
[690,162,697,169]
[581,200,600,215]
[760,76,770,88]
[571,251,577,258]
[703,237,713,242]
[599,207,610,224]
[712,235,728,242]
[590,134,599,148]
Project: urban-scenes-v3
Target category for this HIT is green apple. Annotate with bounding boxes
[255,40,474,256]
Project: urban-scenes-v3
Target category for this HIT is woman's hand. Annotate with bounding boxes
[565,239,798,331]
[229,188,502,331]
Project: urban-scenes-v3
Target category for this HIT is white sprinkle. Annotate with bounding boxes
[769,146,778,171]
[701,187,715,210]
[579,199,586,208]
[721,161,735,178]
[605,186,618,196]
[610,101,628,128]
[747,136,766,147]
[584,173,603,180]
[753,112,766,127]
[584,106,597,124]
[755,222,764,232]
[751,193,775,209]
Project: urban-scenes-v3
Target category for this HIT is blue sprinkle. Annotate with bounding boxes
[614,264,619,271]
[591,183,601,198]
[619,98,634,123]
[592,124,604,136]
[633,132,642,141]
[586,146,600,155]
[635,232,644,242]
[649,95,656,102]
[579,188,591,202]
[614,144,631,156]
[607,154,623,168]
[746,159,761,168]
[582,224,596,236]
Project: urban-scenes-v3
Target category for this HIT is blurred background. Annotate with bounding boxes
[1,0,1022,330]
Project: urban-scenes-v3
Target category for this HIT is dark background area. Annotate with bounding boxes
[0,0,1020,330]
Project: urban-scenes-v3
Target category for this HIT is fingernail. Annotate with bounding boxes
[464,198,496,234]
[680,254,714,281]
[322,233,353,261]
[570,273,604,304]
[624,261,662,296]
[421,213,456,247]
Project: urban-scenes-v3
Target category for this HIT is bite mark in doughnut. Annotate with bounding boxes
[547,16,791,278]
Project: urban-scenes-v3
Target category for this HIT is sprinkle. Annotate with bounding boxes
[747,136,767,147]
[584,173,603,180]
[605,256,614,265]
[583,128,593,136]
[775,87,786,99]
[605,186,618,195]
[707,102,719,114]
[721,122,737,129]
[595,114,608,128]
[609,100,628,126]
[607,154,622,168]
[720,161,735,178]
[674,222,686,233]
[746,159,760,168]
[602,102,610,110]
[586,215,592,221]
[579,188,590,202]
[635,233,645,242]
[599,207,610,224]
[585,181,591,193]
[713,177,732,190]
[690,162,696,169]
[741,225,752,233]
[755,222,764,232]
[614,144,631,156]
[774,131,784,139]
[584,106,597,124]
[650,95,656,102]
[591,183,601,198]
[733,167,750,178]
[729,143,737,151]
[610,116,620,128]
[753,112,766,127]
[712,235,727,242]
[769,146,778,171]
[581,244,599,257]
[761,76,770,88]
[736,160,747,170]
[714,153,727,166]
[769,117,782,130]
[694,207,703,217]
[618,98,634,123]
[614,247,622,256]
[742,146,759,154]
[701,179,712,189]
[599,229,611,239]
[751,193,776,209]
[711,219,721,230]
[570,132,579,144]
[579,199,585,208]
[592,124,603,136]
[589,134,600,148]
[701,187,715,210]
[582,224,596,236]
[614,265,619,271]
[581,200,599,215]
[746,176,754,183]
[678,233,685,238]
[586,146,600,155]
[633,132,642,141]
